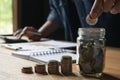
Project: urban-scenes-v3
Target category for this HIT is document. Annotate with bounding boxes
[1,40,77,51]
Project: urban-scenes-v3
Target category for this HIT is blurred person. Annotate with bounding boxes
[14,0,120,46]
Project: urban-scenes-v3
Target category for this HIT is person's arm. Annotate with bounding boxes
[33,0,62,40]
[14,0,61,41]
[13,21,60,41]
[38,20,59,38]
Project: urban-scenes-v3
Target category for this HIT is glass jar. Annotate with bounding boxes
[76,28,106,78]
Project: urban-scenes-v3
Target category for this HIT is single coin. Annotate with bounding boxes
[86,14,98,25]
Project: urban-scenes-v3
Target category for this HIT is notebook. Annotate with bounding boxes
[12,48,76,63]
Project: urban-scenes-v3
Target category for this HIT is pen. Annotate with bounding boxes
[27,31,41,35]
[2,44,22,50]
[18,31,41,39]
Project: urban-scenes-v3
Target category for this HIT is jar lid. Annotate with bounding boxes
[78,28,105,39]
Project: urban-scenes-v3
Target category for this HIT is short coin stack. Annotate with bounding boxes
[22,66,33,74]
[48,60,59,74]
[34,64,47,74]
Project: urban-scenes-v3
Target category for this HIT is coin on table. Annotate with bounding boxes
[61,56,72,76]
[48,60,59,74]
[21,66,33,74]
[35,64,47,74]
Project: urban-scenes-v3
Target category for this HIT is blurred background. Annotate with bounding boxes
[0,0,12,34]
[0,0,120,47]
[0,0,49,34]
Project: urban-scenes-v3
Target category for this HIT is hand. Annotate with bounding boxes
[14,26,42,41]
[89,0,120,19]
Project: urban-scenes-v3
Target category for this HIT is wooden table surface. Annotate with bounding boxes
[0,45,120,80]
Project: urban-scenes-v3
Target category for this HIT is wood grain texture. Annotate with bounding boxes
[0,46,120,80]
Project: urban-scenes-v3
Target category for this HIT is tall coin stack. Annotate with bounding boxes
[61,56,72,75]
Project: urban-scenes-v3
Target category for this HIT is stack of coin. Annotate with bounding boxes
[48,60,59,74]
[61,55,72,76]
[34,64,47,74]
[21,66,33,74]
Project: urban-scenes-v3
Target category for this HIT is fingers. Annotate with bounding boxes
[28,35,41,41]
[13,29,22,36]
[89,0,104,19]
[25,26,36,31]
[14,26,41,41]
[110,0,120,14]
[17,27,28,39]
[103,0,115,12]
[14,26,36,39]
[89,0,120,20]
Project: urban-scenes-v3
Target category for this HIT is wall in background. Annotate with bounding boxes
[19,0,49,29]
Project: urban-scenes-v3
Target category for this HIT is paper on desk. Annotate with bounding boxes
[1,40,76,51]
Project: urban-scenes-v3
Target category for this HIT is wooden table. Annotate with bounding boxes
[0,45,120,80]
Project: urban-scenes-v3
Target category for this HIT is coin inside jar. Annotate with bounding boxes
[77,28,106,78]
